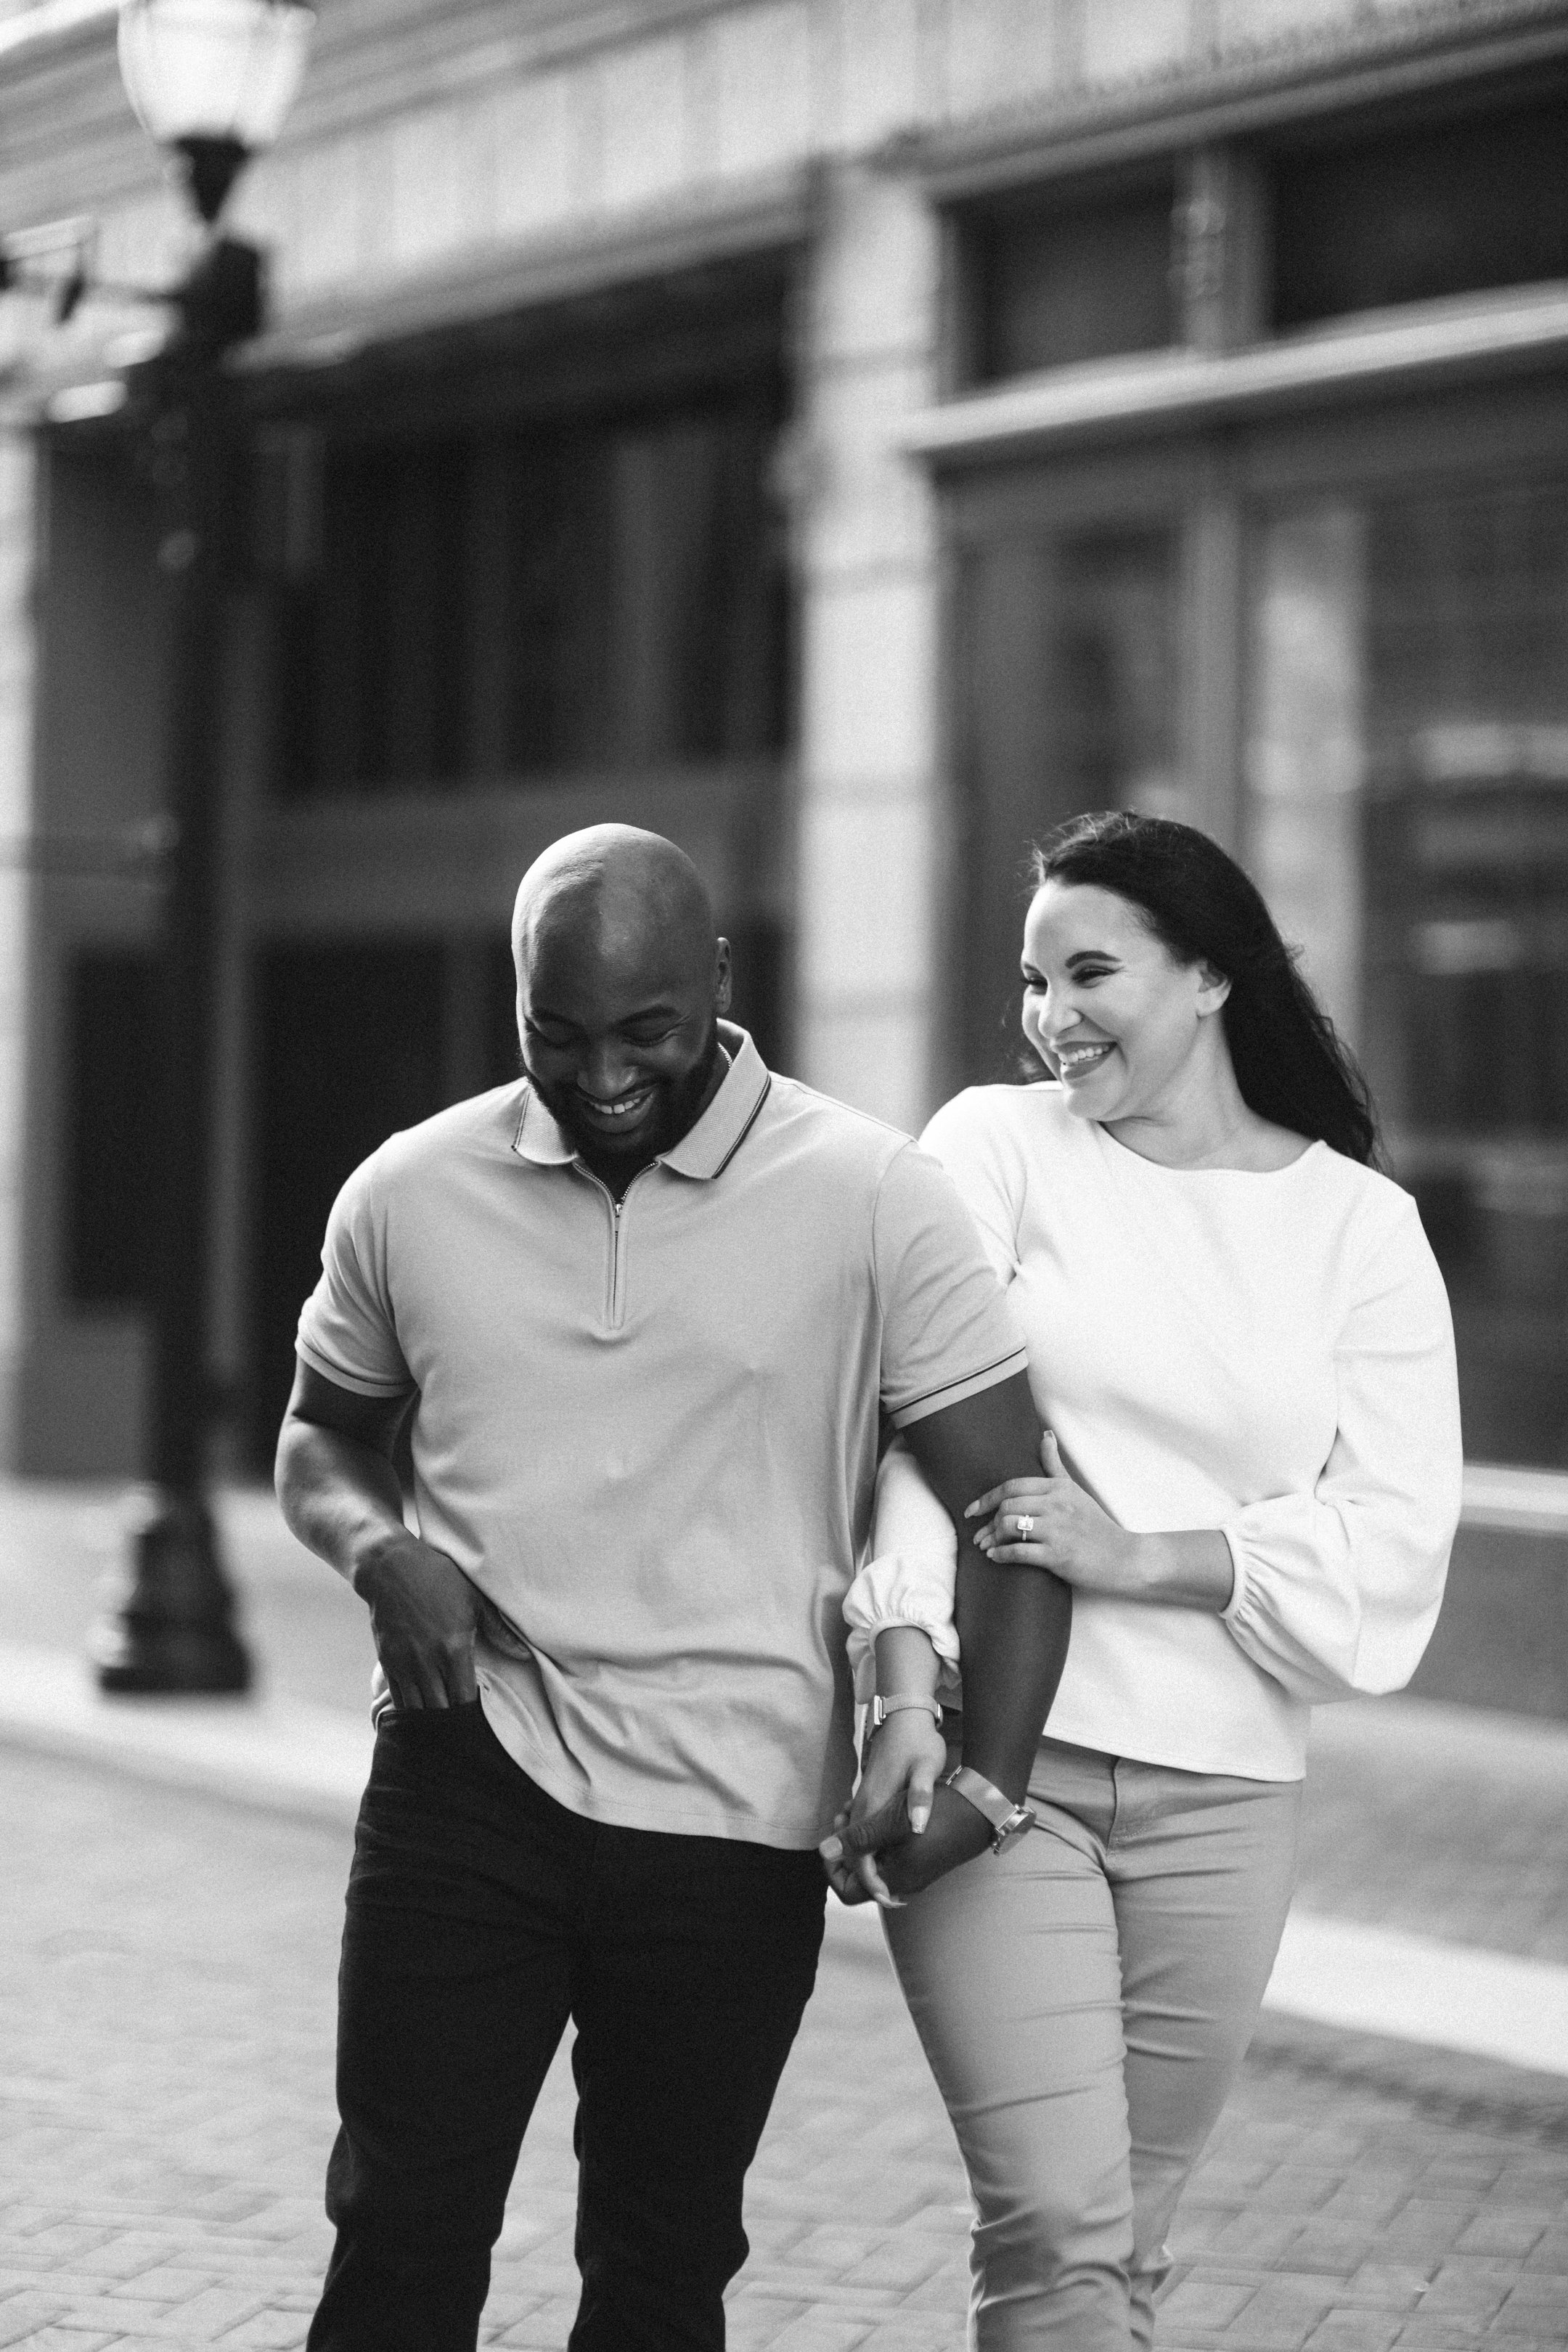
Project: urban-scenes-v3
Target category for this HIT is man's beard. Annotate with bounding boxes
[542,1019,723,1171]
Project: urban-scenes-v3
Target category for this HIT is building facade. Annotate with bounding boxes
[3,0,1567,1700]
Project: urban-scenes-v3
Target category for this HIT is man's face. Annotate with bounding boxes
[519,905,731,1180]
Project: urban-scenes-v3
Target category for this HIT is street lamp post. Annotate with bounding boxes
[89,0,314,1694]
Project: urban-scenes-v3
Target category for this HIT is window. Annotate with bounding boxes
[1270,93,1568,331]
[1246,478,1568,1466]
[960,172,1178,384]
[264,396,787,796]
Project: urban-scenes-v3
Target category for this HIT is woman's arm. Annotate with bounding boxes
[1217,1204,1461,1701]
[970,1201,1462,1701]
[842,1442,961,1699]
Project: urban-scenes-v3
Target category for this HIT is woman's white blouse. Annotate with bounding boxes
[844,1085,1463,1781]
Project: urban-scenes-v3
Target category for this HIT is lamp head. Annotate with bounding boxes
[118,0,316,224]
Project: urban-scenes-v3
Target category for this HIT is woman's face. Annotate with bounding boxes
[1020,879,1229,1122]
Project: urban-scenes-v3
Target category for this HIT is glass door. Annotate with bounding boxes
[1244,474,1568,1466]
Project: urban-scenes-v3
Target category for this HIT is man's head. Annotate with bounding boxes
[513,827,732,1183]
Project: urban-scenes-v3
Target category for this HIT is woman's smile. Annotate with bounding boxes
[1054,1040,1115,1081]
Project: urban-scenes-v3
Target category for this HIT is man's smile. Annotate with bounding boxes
[573,1084,658,1130]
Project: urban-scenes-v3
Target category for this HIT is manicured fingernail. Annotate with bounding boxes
[963,1503,978,1518]
[910,1807,929,1834]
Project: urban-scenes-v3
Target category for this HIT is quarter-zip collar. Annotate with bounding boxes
[510,1022,770,1182]
[658,1023,770,1181]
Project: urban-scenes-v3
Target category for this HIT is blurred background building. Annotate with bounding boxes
[1,0,1566,1705]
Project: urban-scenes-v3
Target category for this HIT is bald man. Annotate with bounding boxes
[278,826,1069,2352]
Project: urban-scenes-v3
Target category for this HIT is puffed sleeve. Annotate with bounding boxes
[843,1442,962,1702]
[1220,1192,1462,1703]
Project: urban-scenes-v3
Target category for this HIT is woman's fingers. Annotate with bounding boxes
[827,1856,873,1905]
[907,1757,939,1835]
[857,1853,905,1908]
[963,1434,1065,1519]
[963,1475,1054,1521]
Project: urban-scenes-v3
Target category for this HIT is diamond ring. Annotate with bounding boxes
[1016,1514,1034,1538]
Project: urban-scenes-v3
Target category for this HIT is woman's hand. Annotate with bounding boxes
[823,1781,992,1906]
[966,1434,1236,1609]
[966,1431,1144,1595]
[819,1710,947,1907]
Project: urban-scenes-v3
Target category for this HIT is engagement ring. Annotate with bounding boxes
[1017,1514,1034,1537]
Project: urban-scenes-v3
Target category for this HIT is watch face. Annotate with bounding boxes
[994,1807,1037,1853]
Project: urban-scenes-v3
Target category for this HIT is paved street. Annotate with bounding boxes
[3,1482,1568,2349]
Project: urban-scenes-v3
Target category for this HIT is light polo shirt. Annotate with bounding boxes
[295,1023,1026,1847]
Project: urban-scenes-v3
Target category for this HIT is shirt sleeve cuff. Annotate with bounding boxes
[888,1344,1029,1429]
[294,1338,415,1400]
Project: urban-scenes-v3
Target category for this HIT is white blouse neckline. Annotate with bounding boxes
[1091,1118,1326,1182]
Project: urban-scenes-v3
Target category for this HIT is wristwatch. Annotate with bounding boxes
[869,1693,943,1731]
[941,1764,1037,1856]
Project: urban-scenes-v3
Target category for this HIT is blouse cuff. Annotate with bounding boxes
[843,1547,961,1704]
[1219,1528,1249,1627]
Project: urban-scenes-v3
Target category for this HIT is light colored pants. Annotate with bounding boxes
[883,1737,1302,2352]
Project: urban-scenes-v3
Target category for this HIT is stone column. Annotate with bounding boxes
[793,162,943,1134]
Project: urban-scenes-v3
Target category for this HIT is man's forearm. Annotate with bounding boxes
[899,1372,1072,1805]
[276,1418,412,1594]
[955,1552,1071,1799]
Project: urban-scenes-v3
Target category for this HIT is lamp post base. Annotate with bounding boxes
[91,1490,251,1695]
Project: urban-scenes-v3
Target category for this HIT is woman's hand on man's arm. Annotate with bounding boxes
[971,1432,1234,1609]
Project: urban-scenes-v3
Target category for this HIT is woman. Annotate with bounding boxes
[824,811,1461,2351]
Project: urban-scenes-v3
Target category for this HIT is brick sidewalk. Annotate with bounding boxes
[4,1747,1567,2352]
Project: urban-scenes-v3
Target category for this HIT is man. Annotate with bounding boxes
[277,824,1069,2351]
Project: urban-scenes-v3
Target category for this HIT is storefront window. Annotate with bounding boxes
[1246,478,1568,1468]
[263,395,787,796]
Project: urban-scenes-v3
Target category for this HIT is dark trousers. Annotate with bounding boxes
[307,1699,826,2352]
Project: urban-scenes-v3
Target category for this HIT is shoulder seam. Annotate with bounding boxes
[772,1071,915,1149]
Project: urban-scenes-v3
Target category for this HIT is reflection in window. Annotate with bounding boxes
[1246,481,1568,1466]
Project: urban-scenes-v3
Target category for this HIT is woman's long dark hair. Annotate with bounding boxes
[1029,810,1381,1167]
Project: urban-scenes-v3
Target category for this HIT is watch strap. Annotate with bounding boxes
[870,1693,943,1730]
[941,1764,1037,1855]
